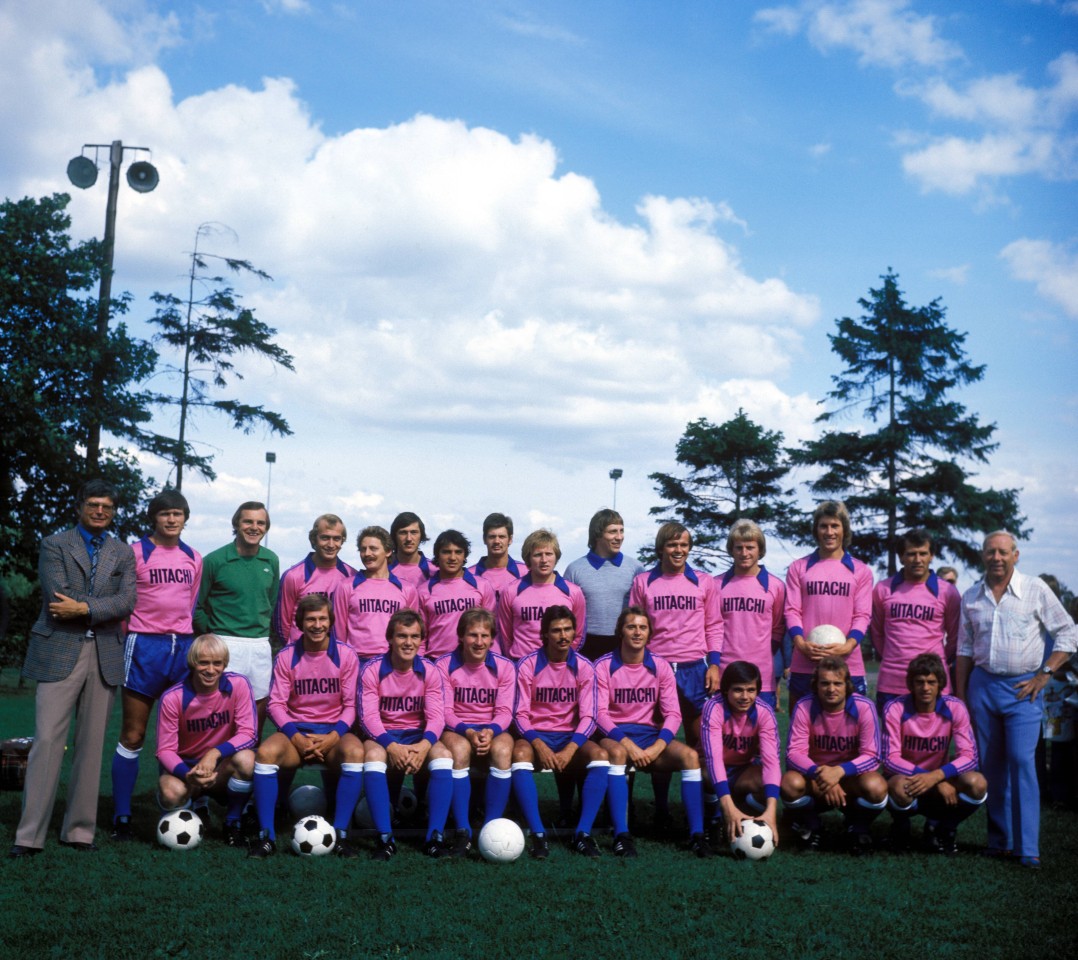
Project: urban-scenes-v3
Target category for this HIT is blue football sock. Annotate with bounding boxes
[111,743,141,820]
[607,765,630,835]
[225,776,251,825]
[451,768,472,834]
[484,767,512,823]
[681,769,705,835]
[426,759,453,840]
[333,764,364,833]
[252,763,279,839]
[511,763,545,836]
[577,761,610,835]
[363,762,393,836]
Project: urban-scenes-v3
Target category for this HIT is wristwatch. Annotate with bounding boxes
[1040,664,1054,676]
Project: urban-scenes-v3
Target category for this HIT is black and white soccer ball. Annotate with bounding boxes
[730,819,775,861]
[288,784,328,819]
[477,818,525,863]
[157,809,204,850]
[291,815,336,856]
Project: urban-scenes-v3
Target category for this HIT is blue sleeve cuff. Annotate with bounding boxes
[281,722,299,738]
[173,762,191,778]
[659,729,675,744]
[423,731,437,745]
[608,725,625,742]
[715,781,731,798]
[706,653,721,667]
[807,763,819,778]
[941,762,957,780]
[765,784,781,800]
[218,743,237,759]
[790,626,804,638]
[375,733,393,748]
[849,630,864,644]
[334,721,349,736]
[523,730,538,743]
[570,732,586,747]
[840,761,856,777]
[489,723,503,737]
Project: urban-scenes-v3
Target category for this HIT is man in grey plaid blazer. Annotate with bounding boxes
[9,479,137,857]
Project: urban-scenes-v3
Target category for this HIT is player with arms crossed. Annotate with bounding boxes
[700,660,782,851]
[714,520,786,708]
[273,513,355,645]
[248,594,365,859]
[417,529,496,659]
[389,511,438,588]
[469,512,525,599]
[511,605,610,858]
[111,490,202,841]
[339,525,418,661]
[497,529,586,660]
[871,529,960,713]
[784,501,873,706]
[360,609,455,860]
[782,656,887,854]
[435,608,517,855]
[156,634,257,845]
[883,653,986,854]
[594,606,710,858]
[193,501,279,741]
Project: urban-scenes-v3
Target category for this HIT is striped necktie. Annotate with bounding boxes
[89,535,104,595]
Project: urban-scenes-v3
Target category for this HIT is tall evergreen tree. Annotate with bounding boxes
[146,223,295,490]
[645,409,797,570]
[791,270,1026,573]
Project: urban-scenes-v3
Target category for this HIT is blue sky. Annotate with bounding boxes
[2,0,1075,586]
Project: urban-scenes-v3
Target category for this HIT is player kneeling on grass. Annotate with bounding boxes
[360,608,454,860]
[781,656,887,854]
[512,605,609,858]
[883,653,986,854]
[248,594,364,859]
[435,608,516,856]
[699,660,781,853]
[156,634,257,845]
[594,606,710,858]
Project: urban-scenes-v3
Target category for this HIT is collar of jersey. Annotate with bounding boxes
[721,566,770,590]
[806,550,856,573]
[379,651,427,679]
[609,647,657,675]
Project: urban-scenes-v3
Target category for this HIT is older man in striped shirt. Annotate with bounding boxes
[956,530,1078,868]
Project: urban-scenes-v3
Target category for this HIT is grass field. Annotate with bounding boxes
[2,669,1077,960]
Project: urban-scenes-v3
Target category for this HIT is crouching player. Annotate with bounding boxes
[594,606,710,858]
[436,608,516,855]
[248,595,364,859]
[512,606,610,858]
[883,653,986,854]
[781,656,887,854]
[360,609,454,860]
[156,634,257,845]
[699,660,781,852]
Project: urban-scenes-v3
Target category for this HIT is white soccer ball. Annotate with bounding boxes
[291,815,336,856]
[156,809,204,851]
[288,784,328,819]
[477,818,525,863]
[731,819,775,861]
[807,623,846,646]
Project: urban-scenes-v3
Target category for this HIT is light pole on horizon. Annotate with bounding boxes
[609,468,623,509]
[265,451,276,547]
[66,140,159,470]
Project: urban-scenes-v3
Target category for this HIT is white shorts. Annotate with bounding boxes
[218,636,272,700]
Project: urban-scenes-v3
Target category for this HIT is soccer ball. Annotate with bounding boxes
[396,786,419,818]
[291,815,336,856]
[731,819,775,861]
[157,809,204,850]
[807,623,846,646]
[477,818,525,863]
[353,796,374,829]
[288,784,328,819]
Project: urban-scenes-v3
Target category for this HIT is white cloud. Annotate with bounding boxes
[809,142,833,157]
[928,264,970,285]
[1000,238,1078,318]
[754,0,961,69]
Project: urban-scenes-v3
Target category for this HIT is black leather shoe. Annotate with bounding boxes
[59,840,99,852]
[8,845,42,859]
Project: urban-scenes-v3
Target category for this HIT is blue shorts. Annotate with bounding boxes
[671,659,709,715]
[295,722,336,736]
[755,691,777,710]
[876,690,904,715]
[123,632,194,699]
[533,730,574,753]
[383,729,424,746]
[619,723,662,750]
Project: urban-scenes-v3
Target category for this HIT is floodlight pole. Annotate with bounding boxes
[609,468,624,509]
[265,452,276,547]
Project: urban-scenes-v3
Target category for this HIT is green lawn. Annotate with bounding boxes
[2,670,1077,960]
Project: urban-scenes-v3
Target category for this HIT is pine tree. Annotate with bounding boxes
[791,270,1026,572]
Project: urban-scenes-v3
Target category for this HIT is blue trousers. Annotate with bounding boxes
[967,666,1042,857]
